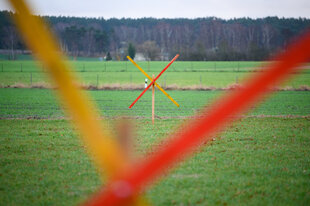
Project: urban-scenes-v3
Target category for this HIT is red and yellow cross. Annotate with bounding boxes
[7,0,310,205]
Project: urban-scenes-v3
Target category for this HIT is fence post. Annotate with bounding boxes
[164,77,166,89]
[152,74,155,125]
[174,63,177,72]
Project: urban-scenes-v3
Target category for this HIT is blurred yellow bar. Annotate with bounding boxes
[8,0,130,179]
[127,56,180,107]
[8,0,150,205]
[8,0,150,204]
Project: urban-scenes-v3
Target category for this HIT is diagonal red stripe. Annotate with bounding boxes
[86,30,310,206]
[129,54,179,108]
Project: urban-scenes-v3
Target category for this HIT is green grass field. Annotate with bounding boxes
[1,60,310,205]
[0,89,309,118]
[1,117,310,205]
[0,60,309,87]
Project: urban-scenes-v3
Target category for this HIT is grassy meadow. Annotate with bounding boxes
[1,117,310,205]
[0,59,310,205]
[0,60,309,88]
[0,89,309,118]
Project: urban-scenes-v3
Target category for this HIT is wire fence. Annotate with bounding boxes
[0,61,276,73]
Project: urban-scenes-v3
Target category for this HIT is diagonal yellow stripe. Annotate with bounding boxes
[8,1,150,205]
[9,1,151,205]
[127,56,180,107]
[9,0,128,179]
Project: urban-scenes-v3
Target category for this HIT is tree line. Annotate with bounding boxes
[0,10,309,61]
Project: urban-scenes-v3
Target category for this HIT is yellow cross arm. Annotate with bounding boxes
[127,56,179,107]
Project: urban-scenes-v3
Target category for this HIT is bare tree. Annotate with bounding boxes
[3,26,18,60]
[140,41,160,61]
[84,27,95,56]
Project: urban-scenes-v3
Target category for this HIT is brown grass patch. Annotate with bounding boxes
[31,82,52,89]
[1,82,310,91]
[80,83,144,90]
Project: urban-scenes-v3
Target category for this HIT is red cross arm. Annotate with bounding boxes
[129,54,179,109]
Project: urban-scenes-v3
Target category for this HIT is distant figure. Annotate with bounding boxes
[145,78,148,88]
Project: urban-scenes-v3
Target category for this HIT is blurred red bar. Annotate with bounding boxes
[86,30,310,206]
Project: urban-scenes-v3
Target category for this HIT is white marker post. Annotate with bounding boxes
[152,75,155,124]
[145,78,148,88]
